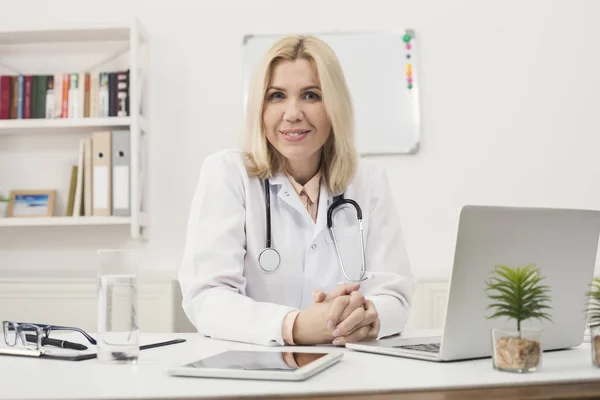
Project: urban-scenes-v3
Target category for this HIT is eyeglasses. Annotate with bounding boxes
[2,321,97,350]
[2,321,44,350]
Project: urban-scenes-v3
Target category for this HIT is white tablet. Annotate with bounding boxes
[165,350,343,381]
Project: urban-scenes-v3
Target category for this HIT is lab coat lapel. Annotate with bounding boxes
[269,172,309,218]
[313,181,332,241]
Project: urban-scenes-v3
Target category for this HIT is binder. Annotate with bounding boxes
[111,130,130,216]
[92,131,112,216]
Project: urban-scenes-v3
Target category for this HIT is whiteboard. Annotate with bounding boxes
[242,30,421,155]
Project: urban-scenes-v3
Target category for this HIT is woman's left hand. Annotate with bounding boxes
[312,286,380,345]
[330,299,380,345]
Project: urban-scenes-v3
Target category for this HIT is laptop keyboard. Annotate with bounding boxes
[394,343,441,353]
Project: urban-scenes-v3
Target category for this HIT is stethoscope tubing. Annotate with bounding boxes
[260,179,368,282]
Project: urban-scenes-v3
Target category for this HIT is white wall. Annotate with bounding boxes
[1,0,599,283]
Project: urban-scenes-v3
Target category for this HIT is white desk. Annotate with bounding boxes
[2,331,600,400]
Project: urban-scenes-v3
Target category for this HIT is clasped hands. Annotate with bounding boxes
[292,282,380,346]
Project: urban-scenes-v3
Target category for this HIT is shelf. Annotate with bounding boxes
[0,117,131,135]
[0,216,131,227]
[0,25,130,45]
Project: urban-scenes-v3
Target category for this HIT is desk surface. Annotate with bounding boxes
[2,330,600,400]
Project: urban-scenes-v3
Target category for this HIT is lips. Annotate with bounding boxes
[280,129,310,142]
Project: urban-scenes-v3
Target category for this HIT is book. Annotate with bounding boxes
[66,165,78,216]
[0,75,10,119]
[117,70,130,117]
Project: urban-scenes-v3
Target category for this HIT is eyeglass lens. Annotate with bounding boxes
[3,321,18,346]
[2,321,43,349]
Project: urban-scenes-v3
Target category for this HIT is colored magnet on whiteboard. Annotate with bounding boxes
[404,32,414,91]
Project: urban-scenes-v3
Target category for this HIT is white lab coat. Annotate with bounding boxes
[179,149,415,346]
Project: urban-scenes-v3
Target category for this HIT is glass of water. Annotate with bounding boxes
[97,249,140,364]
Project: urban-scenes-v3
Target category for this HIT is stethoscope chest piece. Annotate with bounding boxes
[259,247,280,273]
[259,178,368,282]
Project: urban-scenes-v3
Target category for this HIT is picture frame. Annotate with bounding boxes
[7,190,56,218]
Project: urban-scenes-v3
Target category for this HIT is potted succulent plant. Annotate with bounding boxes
[484,264,552,373]
[585,278,600,367]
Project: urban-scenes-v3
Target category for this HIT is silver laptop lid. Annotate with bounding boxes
[439,205,600,360]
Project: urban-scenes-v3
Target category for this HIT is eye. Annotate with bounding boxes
[303,91,321,101]
[268,91,285,100]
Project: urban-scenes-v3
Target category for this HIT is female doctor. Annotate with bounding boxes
[178,35,414,347]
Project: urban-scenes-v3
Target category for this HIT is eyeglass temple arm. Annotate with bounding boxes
[51,325,97,345]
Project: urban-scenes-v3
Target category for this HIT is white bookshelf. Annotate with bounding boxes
[0,19,149,239]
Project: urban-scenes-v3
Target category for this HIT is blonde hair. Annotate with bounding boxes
[243,35,358,195]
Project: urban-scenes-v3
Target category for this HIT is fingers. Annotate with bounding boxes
[331,301,380,346]
[324,282,361,301]
[312,282,361,305]
[333,317,379,345]
[361,300,378,327]
[326,296,351,329]
[327,291,367,330]
[327,290,365,328]
[333,299,378,339]
[365,300,379,324]
[332,325,370,346]
[338,291,366,321]
[312,290,327,303]
[354,301,379,340]
[365,317,381,341]
[331,307,365,338]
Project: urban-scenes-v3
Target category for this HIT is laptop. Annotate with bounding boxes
[346,205,600,361]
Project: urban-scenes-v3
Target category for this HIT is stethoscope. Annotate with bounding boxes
[258,179,368,282]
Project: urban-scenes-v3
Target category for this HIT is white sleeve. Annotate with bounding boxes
[361,167,416,339]
[178,152,297,346]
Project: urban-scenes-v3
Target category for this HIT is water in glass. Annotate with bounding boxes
[97,250,140,364]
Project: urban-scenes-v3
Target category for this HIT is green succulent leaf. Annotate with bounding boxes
[484,264,553,333]
[585,278,600,326]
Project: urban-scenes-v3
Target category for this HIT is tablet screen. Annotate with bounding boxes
[182,350,328,372]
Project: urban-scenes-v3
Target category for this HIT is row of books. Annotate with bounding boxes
[0,70,130,120]
[68,130,131,217]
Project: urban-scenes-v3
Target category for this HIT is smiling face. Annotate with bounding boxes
[262,58,332,179]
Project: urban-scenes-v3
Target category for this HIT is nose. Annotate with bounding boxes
[283,99,303,122]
